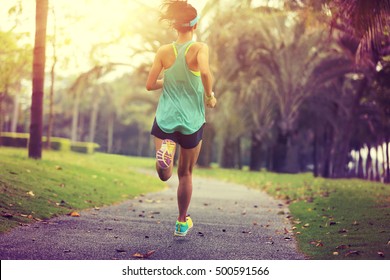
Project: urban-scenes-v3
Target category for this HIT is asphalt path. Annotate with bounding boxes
[0,171,305,260]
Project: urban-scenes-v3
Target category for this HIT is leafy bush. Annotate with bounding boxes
[71,142,100,154]
[1,133,97,153]
[43,137,71,152]
[0,132,29,148]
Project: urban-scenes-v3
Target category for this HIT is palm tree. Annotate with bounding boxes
[0,31,31,138]
[371,62,390,182]
[209,6,355,172]
[29,0,48,159]
[330,0,390,65]
[68,64,113,142]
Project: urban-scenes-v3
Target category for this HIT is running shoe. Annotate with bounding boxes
[174,216,193,237]
[156,139,176,169]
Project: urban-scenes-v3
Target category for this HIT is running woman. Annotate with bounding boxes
[146,0,217,237]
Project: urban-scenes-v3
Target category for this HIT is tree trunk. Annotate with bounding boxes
[29,0,48,159]
[249,131,262,171]
[236,137,242,169]
[285,133,300,173]
[88,96,99,143]
[11,93,19,132]
[381,141,386,182]
[313,127,320,177]
[79,115,85,141]
[198,123,215,168]
[332,78,367,178]
[137,126,144,156]
[71,90,80,142]
[107,112,114,153]
[366,144,373,180]
[333,140,350,178]
[375,144,380,181]
[272,133,288,173]
[221,138,237,169]
[322,125,333,178]
[386,139,390,183]
[357,149,364,178]
[0,91,4,145]
[266,143,274,171]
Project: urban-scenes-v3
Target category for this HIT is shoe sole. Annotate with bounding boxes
[156,139,175,169]
[174,226,192,237]
[174,217,193,237]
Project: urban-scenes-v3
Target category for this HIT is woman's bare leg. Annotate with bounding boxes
[177,141,202,222]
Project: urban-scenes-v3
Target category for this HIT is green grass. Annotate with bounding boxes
[0,147,162,233]
[195,167,390,260]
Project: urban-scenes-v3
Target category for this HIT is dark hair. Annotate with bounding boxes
[160,0,198,33]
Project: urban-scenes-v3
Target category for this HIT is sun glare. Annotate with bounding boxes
[1,0,208,78]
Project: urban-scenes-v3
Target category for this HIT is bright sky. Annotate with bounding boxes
[1,0,209,78]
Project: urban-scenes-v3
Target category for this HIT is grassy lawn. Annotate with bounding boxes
[0,147,162,233]
[195,167,390,260]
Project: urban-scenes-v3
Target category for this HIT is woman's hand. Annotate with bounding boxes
[205,92,217,108]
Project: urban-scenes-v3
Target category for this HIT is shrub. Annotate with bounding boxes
[42,137,71,152]
[0,132,29,148]
[1,133,98,154]
[71,142,100,154]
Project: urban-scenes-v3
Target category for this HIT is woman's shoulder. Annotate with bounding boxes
[158,43,175,53]
[192,41,207,48]
[189,42,208,53]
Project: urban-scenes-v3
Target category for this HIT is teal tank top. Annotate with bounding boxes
[155,41,205,135]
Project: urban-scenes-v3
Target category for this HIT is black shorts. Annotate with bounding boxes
[151,118,204,149]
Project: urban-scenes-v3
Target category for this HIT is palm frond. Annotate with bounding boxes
[330,0,390,64]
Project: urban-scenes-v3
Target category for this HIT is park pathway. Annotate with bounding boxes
[0,172,305,260]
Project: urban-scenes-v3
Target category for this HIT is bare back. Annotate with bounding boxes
[159,42,204,73]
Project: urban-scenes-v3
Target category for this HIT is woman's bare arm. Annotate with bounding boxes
[146,48,164,91]
[197,43,216,108]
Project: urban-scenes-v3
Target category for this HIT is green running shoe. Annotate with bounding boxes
[174,216,193,237]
